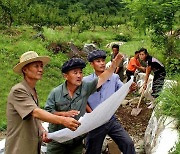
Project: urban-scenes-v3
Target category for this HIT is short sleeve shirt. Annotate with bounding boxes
[127,57,141,72]
[5,80,41,154]
[45,78,98,132]
[83,73,123,110]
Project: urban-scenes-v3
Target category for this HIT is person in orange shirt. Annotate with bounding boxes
[126,51,145,81]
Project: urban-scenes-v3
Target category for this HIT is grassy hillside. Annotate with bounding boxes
[0,25,159,130]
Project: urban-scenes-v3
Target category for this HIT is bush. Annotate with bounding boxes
[114,33,132,42]
[157,75,180,153]
[157,75,180,124]
[165,57,180,75]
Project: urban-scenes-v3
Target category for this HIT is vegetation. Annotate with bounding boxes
[0,25,151,130]
[156,75,180,153]
[157,75,180,124]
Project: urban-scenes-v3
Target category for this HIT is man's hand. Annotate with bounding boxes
[111,53,123,69]
[62,110,80,117]
[61,117,81,131]
[42,130,52,143]
[129,82,137,92]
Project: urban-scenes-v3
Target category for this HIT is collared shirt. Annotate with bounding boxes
[5,80,41,154]
[83,73,123,110]
[45,78,98,133]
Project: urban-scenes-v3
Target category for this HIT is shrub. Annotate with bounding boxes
[157,75,180,153]
[165,57,180,75]
[157,75,180,124]
[114,33,132,42]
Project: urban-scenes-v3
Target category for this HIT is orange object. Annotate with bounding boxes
[127,57,141,72]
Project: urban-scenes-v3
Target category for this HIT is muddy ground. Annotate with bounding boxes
[108,94,153,154]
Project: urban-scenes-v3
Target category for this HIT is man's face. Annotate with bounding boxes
[64,68,83,87]
[112,48,119,56]
[23,61,44,80]
[91,58,106,72]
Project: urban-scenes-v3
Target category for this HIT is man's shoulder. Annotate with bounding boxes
[110,73,123,84]
[51,84,64,93]
[11,82,27,92]
[130,57,136,61]
[83,74,94,81]
[111,73,119,79]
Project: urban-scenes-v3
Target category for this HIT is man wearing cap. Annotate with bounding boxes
[5,51,80,154]
[84,50,136,154]
[44,54,123,154]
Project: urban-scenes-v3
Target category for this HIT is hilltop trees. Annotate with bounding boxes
[124,0,180,56]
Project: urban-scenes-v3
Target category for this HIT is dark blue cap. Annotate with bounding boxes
[61,58,86,73]
[87,50,106,62]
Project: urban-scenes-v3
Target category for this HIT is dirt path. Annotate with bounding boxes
[114,96,153,154]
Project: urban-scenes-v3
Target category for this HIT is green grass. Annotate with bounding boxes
[0,24,175,130]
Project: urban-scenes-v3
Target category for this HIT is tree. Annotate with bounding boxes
[66,3,85,33]
[77,15,91,34]
[88,12,99,31]
[0,0,31,27]
[26,3,63,28]
[124,0,180,55]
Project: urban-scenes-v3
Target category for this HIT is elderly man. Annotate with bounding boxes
[84,50,136,154]
[5,51,80,154]
[44,53,122,154]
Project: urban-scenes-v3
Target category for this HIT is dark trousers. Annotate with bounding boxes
[126,70,135,82]
[85,117,135,154]
[152,69,166,98]
[47,139,83,154]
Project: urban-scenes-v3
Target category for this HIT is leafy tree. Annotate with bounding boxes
[109,15,125,31]
[77,15,91,34]
[88,12,99,31]
[0,0,31,27]
[124,0,180,56]
[66,3,85,33]
[98,14,110,30]
[25,2,64,29]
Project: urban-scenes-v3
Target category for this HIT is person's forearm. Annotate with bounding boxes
[97,64,116,88]
[32,107,66,125]
[32,108,80,131]
[138,66,146,72]
[53,111,66,116]
[97,53,123,88]
[145,66,151,84]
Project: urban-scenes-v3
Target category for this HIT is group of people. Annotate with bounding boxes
[125,48,166,108]
[5,44,166,154]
